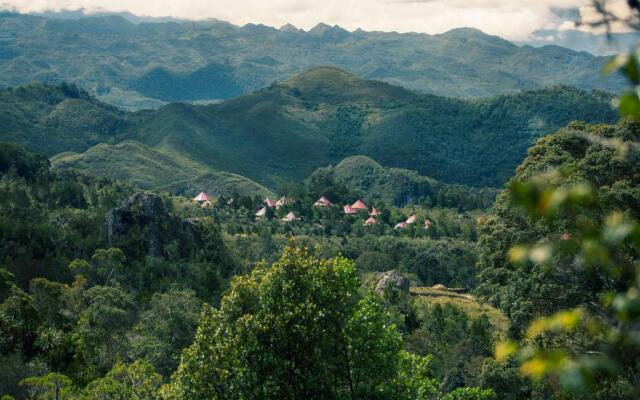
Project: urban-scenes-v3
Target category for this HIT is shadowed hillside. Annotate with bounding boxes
[0,82,127,154]
[1,68,619,189]
[124,67,619,187]
[322,155,497,209]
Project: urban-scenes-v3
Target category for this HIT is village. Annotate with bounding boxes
[192,191,433,230]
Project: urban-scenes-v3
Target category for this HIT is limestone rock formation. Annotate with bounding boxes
[375,270,410,294]
[105,192,204,258]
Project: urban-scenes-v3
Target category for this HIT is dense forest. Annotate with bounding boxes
[2,3,640,400]
[3,113,640,398]
[0,141,501,399]
[0,69,618,190]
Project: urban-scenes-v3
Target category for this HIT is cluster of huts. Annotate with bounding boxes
[193,192,432,228]
[312,196,432,229]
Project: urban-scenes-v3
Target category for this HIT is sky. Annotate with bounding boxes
[0,0,632,41]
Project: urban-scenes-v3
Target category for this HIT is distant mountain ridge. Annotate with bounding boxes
[0,68,619,189]
[0,12,626,109]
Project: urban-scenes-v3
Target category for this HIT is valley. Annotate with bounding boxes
[1,6,640,400]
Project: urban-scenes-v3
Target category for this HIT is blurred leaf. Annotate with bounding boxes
[603,212,634,245]
[527,309,583,339]
[508,245,530,264]
[618,91,640,119]
[623,55,640,85]
[581,239,611,267]
[558,364,589,393]
[612,288,640,321]
[508,180,539,215]
[520,350,568,380]
[603,54,630,75]
[529,244,552,265]
[495,341,518,362]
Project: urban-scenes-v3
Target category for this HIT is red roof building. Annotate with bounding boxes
[351,200,368,210]
[281,212,300,222]
[193,192,210,202]
[255,207,267,218]
[314,196,332,207]
[370,207,382,217]
[561,232,572,241]
[405,215,417,224]
[264,198,276,208]
[276,197,291,209]
[364,217,377,226]
[394,222,408,230]
[343,205,357,215]
[424,219,432,229]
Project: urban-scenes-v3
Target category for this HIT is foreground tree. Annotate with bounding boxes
[476,120,640,398]
[480,3,640,398]
[163,246,439,400]
[81,360,163,400]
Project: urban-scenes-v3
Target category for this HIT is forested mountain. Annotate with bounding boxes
[0,12,625,109]
[0,82,127,154]
[0,141,500,399]
[315,155,497,209]
[0,68,619,190]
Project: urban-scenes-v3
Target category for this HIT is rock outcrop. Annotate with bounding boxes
[105,192,205,259]
[375,270,410,295]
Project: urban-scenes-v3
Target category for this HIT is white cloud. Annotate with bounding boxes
[0,0,630,40]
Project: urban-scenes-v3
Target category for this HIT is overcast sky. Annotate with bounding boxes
[0,0,631,40]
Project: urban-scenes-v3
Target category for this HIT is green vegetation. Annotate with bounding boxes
[0,82,126,155]
[0,69,619,190]
[0,143,235,398]
[474,120,640,398]
[328,155,497,208]
[0,13,625,107]
[3,7,640,398]
[166,247,437,399]
[52,141,274,198]
[0,142,504,399]
[476,120,640,337]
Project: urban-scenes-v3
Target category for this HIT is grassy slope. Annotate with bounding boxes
[410,287,510,335]
[52,140,274,197]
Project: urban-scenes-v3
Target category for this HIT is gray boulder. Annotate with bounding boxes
[375,270,409,294]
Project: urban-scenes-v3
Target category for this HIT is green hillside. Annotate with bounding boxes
[125,67,619,188]
[0,13,625,108]
[323,155,497,208]
[0,82,126,154]
[332,155,438,205]
[158,172,274,199]
[1,68,619,188]
[52,141,274,198]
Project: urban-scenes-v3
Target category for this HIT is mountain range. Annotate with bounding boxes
[1,67,619,191]
[0,12,626,110]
